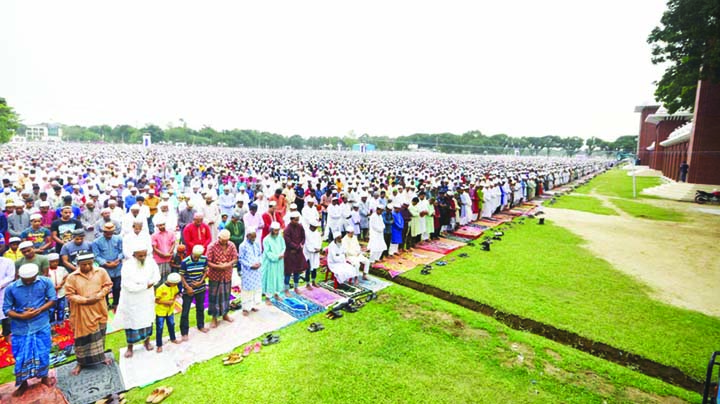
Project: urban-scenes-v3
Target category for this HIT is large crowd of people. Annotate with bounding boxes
[0,142,609,397]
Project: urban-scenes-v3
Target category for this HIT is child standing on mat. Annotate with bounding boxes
[155,272,181,353]
[47,253,69,324]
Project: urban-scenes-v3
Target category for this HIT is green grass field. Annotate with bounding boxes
[575,169,662,199]
[550,195,619,216]
[404,221,720,380]
[610,198,685,221]
[6,286,698,403]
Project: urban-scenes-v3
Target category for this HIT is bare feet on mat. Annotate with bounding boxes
[223,315,234,323]
[70,365,82,376]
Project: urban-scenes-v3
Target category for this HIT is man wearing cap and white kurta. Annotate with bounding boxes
[342,225,370,280]
[368,205,387,263]
[3,263,56,397]
[114,245,160,358]
[238,227,263,315]
[303,220,322,288]
[327,232,359,285]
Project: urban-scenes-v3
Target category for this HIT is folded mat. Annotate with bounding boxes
[297,286,344,307]
[119,305,295,389]
[441,234,473,243]
[415,238,466,254]
[270,293,325,321]
[55,352,124,404]
[371,250,445,277]
[0,369,68,404]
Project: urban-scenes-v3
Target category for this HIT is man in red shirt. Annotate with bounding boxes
[182,213,211,255]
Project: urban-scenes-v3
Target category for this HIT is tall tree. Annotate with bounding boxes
[648,0,720,113]
[0,98,19,143]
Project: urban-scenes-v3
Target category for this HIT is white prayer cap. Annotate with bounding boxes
[218,229,231,240]
[167,273,181,284]
[245,226,256,234]
[289,203,297,210]
[108,199,118,205]
[18,263,39,278]
[47,253,60,261]
[8,237,21,244]
[305,197,315,203]
[131,244,148,253]
[155,217,166,225]
[192,245,205,255]
[30,213,42,221]
[268,201,277,207]
[345,224,355,232]
[130,204,140,211]
[77,252,95,262]
[376,204,385,210]
[18,241,33,250]
[39,201,50,207]
[270,221,281,230]
[289,211,301,219]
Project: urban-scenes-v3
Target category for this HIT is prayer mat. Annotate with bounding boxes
[465,223,489,230]
[105,311,120,334]
[119,306,295,389]
[318,281,372,299]
[370,250,445,278]
[270,294,325,321]
[297,286,344,307]
[477,219,502,228]
[0,321,76,370]
[441,234,473,243]
[493,213,516,222]
[0,369,68,404]
[358,275,392,292]
[203,288,235,310]
[415,238,466,254]
[55,352,125,404]
[452,226,485,239]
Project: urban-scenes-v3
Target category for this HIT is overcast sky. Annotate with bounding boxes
[0,1,668,141]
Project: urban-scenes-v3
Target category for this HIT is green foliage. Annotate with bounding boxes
[404,221,720,380]
[648,0,720,113]
[610,198,685,221]
[550,195,620,216]
[0,98,20,144]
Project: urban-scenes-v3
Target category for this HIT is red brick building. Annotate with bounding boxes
[635,80,720,185]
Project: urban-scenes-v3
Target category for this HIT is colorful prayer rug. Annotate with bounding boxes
[451,226,485,239]
[297,286,344,307]
[441,234,473,243]
[270,293,325,321]
[370,250,445,277]
[0,320,76,370]
[415,238,466,254]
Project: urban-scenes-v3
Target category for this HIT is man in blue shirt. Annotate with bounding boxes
[91,222,124,309]
[3,263,56,398]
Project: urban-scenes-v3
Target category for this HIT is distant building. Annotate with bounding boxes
[24,123,63,142]
[407,144,419,151]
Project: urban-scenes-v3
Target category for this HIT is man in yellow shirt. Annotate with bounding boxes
[3,238,23,262]
[154,272,181,353]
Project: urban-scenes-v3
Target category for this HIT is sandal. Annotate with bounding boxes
[242,345,253,357]
[326,310,343,320]
[152,386,173,403]
[146,388,162,403]
[223,355,244,365]
[307,322,324,332]
[365,292,377,303]
[261,334,280,346]
[222,352,241,361]
[420,268,431,275]
[458,253,469,258]
[253,342,262,353]
[435,261,447,266]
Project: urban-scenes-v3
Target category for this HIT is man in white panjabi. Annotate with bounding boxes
[327,233,359,285]
[367,205,387,263]
[113,245,160,358]
[303,220,322,288]
[341,226,370,281]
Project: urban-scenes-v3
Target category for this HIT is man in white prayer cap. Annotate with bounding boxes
[3,263,56,397]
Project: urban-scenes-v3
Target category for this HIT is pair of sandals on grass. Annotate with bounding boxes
[222,334,278,365]
[326,293,377,319]
[95,392,126,404]
[145,387,172,403]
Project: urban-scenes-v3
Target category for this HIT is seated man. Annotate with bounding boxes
[327,233,359,285]
[341,225,370,280]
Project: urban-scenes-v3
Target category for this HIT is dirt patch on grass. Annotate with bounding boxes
[392,297,491,341]
[546,202,720,317]
[545,349,562,362]
[625,387,689,404]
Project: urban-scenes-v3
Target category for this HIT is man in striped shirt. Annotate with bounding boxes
[179,245,209,341]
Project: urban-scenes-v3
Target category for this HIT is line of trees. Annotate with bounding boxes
[57,123,636,157]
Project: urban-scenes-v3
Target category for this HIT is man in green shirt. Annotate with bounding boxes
[15,241,49,278]
[225,212,245,249]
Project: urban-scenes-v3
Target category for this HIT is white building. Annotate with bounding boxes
[25,123,63,142]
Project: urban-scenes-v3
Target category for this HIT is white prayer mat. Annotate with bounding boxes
[358,275,392,292]
[119,305,295,389]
